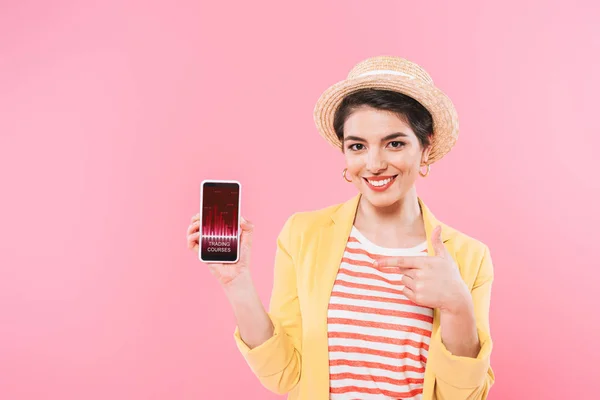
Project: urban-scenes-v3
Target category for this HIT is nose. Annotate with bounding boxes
[366,149,387,174]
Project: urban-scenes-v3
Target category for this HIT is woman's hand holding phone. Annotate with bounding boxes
[187,213,255,288]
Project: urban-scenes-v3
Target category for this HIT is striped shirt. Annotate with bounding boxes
[327,226,433,400]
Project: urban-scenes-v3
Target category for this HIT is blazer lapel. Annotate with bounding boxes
[418,198,455,399]
[418,198,452,256]
[315,194,361,310]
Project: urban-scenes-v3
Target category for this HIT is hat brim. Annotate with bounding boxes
[313,74,459,164]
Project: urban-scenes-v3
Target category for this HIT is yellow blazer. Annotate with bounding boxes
[234,194,495,399]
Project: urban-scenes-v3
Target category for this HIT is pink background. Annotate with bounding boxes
[1,1,599,399]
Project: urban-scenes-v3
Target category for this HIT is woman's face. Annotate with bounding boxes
[342,106,431,209]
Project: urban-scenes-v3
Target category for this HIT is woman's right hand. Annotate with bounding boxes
[187,213,255,287]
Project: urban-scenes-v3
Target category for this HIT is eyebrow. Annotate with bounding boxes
[343,132,408,143]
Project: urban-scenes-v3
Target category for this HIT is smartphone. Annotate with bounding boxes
[199,180,241,263]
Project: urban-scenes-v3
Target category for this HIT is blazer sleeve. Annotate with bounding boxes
[430,245,496,399]
[232,213,303,395]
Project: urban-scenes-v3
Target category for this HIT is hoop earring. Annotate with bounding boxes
[419,164,430,178]
[342,168,352,182]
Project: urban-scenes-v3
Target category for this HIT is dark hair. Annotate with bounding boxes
[333,88,433,149]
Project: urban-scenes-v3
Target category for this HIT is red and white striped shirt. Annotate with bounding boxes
[327,226,432,400]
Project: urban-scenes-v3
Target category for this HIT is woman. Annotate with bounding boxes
[187,56,495,400]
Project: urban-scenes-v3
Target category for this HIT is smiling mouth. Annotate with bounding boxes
[363,175,398,189]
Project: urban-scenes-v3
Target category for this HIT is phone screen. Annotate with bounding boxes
[200,181,240,263]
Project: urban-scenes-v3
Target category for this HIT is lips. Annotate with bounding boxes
[363,175,398,191]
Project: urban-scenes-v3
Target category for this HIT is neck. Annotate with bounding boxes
[356,187,422,229]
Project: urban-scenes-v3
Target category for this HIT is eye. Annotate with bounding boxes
[388,141,405,149]
[348,143,365,151]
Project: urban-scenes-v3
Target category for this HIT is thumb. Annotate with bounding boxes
[239,217,254,247]
[432,225,449,259]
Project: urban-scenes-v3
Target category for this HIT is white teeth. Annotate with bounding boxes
[368,177,392,187]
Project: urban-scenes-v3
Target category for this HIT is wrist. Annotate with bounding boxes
[222,271,256,300]
[442,284,473,316]
[439,289,480,358]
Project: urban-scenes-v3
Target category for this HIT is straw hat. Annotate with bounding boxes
[313,56,459,164]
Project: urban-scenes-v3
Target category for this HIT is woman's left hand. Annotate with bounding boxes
[374,226,471,314]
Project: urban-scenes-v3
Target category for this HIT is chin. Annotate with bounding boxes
[361,190,403,208]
